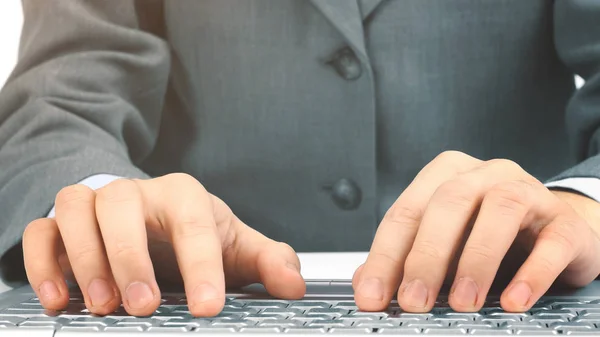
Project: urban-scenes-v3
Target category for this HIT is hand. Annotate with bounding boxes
[22,173,305,316]
[353,151,600,312]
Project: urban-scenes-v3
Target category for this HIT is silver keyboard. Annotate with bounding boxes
[2,295,600,334]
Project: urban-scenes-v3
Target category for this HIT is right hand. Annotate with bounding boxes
[22,173,306,316]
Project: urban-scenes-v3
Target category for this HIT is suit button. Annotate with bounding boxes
[328,47,362,81]
[331,178,362,210]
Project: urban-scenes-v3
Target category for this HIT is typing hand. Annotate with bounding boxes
[353,151,600,313]
[22,173,305,316]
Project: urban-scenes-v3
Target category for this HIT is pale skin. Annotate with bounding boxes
[22,151,600,316]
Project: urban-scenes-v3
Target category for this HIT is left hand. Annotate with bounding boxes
[353,151,600,313]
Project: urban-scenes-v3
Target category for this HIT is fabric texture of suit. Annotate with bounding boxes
[0,0,599,285]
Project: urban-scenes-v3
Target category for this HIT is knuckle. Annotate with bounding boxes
[540,218,581,254]
[96,179,139,204]
[165,173,203,189]
[410,241,443,261]
[70,244,104,265]
[461,243,498,262]
[384,204,423,228]
[486,158,523,172]
[370,250,403,267]
[533,253,558,275]
[172,215,215,239]
[273,241,296,255]
[55,184,94,208]
[435,150,467,163]
[485,181,530,215]
[109,240,141,261]
[23,219,51,243]
[433,180,476,211]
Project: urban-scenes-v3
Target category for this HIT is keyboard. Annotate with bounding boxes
[1,295,600,334]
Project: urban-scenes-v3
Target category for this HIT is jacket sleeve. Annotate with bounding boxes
[548,0,600,183]
[0,0,170,286]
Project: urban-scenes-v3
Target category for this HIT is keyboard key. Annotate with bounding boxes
[258,320,303,327]
[104,326,145,332]
[147,326,191,332]
[533,309,576,317]
[260,308,304,316]
[284,327,327,333]
[0,316,26,325]
[355,322,398,328]
[160,318,211,328]
[307,308,349,315]
[296,314,336,321]
[115,317,163,327]
[389,313,433,320]
[378,327,422,334]
[239,301,289,308]
[239,327,282,333]
[423,327,467,334]
[328,327,372,334]
[18,317,70,327]
[514,329,557,335]
[333,301,357,309]
[59,326,102,332]
[469,328,512,335]
[194,327,238,332]
[338,314,381,321]
[563,330,598,336]
[244,313,288,321]
[289,301,332,309]
[352,311,388,319]
[306,319,351,327]
[0,309,47,316]
[70,316,117,326]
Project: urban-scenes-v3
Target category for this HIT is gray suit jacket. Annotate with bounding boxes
[0,0,598,284]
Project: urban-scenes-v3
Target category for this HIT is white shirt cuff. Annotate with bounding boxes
[545,177,600,203]
[47,174,124,218]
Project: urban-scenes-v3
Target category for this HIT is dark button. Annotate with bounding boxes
[330,178,362,210]
[328,47,362,81]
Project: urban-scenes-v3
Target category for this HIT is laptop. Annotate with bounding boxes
[0,253,600,336]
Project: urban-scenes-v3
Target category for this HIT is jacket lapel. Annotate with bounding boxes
[358,0,384,20]
[309,0,367,60]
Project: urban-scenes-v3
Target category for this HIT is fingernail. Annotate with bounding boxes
[125,282,155,310]
[402,279,428,308]
[506,281,532,308]
[39,281,60,301]
[452,278,478,308]
[286,262,300,273]
[88,279,114,307]
[357,278,384,301]
[192,283,220,307]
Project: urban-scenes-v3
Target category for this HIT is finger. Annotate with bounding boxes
[23,218,69,310]
[352,263,365,290]
[356,151,481,311]
[501,214,599,312]
[140,174,226,317]
[398,159,531,312]
[214,195,306,299]
[95,179,161,316]
[54,185,121,315]
[448,180,556,311]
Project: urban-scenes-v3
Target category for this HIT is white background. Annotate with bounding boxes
[0,0,22,89]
